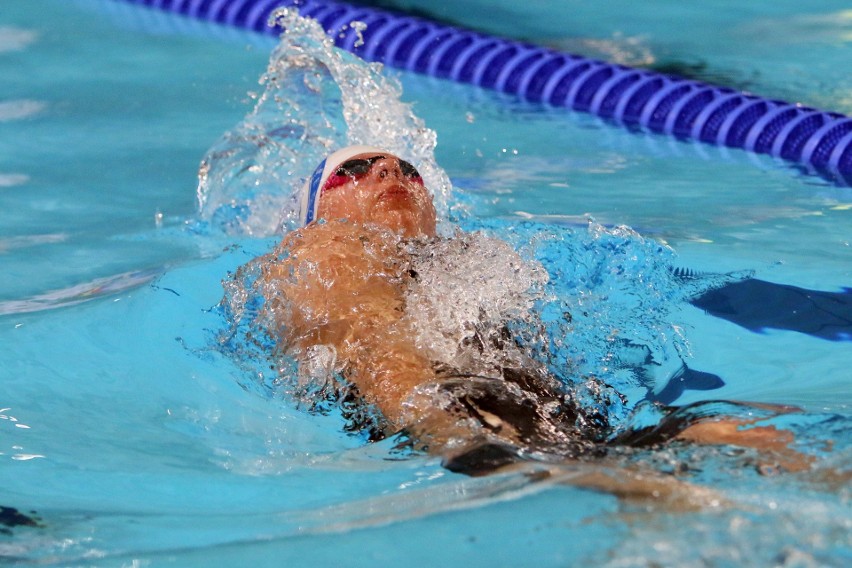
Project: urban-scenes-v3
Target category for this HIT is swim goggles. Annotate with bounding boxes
[322,155,424,191]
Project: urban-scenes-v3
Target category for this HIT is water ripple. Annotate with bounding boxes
[0,173,29,187]
[0,268,163,315]
[0,26,38,53]
[0,99,46,122]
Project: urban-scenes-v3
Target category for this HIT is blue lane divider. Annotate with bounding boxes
[119,0,852,185]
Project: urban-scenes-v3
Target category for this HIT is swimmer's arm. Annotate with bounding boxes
[676,418,812,472]
[261,223,435,426]
[680,413,851,488]
[261,223,404,346]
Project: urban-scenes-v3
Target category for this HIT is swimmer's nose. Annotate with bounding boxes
[374,157,404,182]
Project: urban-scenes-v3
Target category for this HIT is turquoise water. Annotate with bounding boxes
[2,1,850,565]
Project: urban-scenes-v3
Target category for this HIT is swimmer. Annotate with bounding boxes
[260,146,441,434]
[254,146,810,499]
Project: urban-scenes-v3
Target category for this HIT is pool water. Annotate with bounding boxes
[2,1,850,565]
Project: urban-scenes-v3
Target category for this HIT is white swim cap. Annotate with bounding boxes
[299,145,387,226]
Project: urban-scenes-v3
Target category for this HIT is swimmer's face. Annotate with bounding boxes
[317,153,437,238]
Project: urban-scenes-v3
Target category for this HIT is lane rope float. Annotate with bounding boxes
[116,0,852,185]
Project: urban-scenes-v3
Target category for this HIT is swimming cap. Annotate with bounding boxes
[299,145,387,226]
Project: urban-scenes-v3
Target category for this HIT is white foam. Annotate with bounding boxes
[403,231,549,375]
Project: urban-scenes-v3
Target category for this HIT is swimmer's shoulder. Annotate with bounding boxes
[279,219,361,249]
[270,221,409,278]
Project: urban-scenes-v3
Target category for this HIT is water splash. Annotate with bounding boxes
[219,215,704,441]
[205,10,730,443]
[402,230,550,376]
[460,218,702,429]
[196,8,451,236]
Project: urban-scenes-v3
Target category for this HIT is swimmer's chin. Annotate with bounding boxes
[369,211,435,238]
[311,209,434,238]
[309,216,427,239]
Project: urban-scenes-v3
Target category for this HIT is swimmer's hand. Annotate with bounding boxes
[677,419,813,473]
[442,450,728,512]
[552,463,727,511]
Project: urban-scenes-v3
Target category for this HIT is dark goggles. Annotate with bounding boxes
[322,155,424,191]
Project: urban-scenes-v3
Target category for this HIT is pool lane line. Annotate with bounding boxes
[113,0,852,186]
